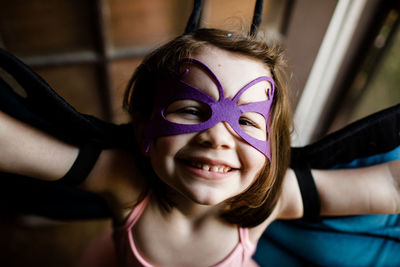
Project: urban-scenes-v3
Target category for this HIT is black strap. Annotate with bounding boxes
[57,142,102,185]
[293,167,320,221]
[250,0,264,35]
[184,0,204,34]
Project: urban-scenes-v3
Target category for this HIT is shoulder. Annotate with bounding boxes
[248,168,304,243]
[248,203,280,243]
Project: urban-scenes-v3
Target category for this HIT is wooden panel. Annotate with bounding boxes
[202,0,256,30]
[109,57,143,123]
[34,64,104,119]
[0,0,96,56]
[108,0,191,49]
[261,0,289,34]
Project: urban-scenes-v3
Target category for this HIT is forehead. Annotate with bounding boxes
[183,46,273,103]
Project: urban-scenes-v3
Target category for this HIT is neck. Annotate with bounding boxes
[160,187,225,224]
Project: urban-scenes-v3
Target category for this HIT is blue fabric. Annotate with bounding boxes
[332,145,400,169]
[254,146,400,266]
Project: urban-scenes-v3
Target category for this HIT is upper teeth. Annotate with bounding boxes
[194,162,231,173]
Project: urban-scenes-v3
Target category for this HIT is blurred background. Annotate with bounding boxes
[0,0,399,266]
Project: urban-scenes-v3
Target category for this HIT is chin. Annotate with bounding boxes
[184,189,230,206]
[192,197,220,206]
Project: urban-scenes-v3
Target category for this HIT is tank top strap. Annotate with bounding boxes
[122,193,151,230]
[239,227,257,252]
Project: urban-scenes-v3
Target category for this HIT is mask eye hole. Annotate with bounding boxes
[239,112,267,141]
[164,99,212,125]
[179,63,220,101]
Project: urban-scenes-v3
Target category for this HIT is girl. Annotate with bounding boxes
[1,28,399,267]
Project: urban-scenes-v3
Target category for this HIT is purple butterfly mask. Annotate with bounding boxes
[144,58,275,159]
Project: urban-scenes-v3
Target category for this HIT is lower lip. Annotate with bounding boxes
[179,161,235,181]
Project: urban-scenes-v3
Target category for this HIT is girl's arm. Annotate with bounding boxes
[277,160,400,219]
[314,160,400,216]
[276,169,304,219]
[0,110,79,180]
[0,110,145,218]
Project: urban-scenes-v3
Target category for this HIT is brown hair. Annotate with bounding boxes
[123,28,292,227]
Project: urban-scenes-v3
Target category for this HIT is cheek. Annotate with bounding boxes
[240,146,267,179]
[243,155,267,195]
[148,134,191,174]
[148,137,175,172]
[150,135,188,157]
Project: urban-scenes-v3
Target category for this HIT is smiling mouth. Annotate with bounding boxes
[184,160,233,173]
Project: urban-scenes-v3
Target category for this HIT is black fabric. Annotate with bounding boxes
[293,167,320,221]
[291,104,400,169]
[57,142,102,185]
[0,48,124,219]
[0,172,112,219]
[0,48,134,149]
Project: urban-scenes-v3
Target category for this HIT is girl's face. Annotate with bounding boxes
[148,45,273,206]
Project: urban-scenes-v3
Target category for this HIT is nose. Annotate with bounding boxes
[195,122,236,149]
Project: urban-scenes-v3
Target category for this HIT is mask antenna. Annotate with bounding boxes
[250,0,264,36]
[184,0,204,34]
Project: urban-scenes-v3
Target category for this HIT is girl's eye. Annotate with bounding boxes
[164,100,211,124]
[239,113,267,141]
[175,106,209,121]
[239,117,258,128]
[177,107,201,116]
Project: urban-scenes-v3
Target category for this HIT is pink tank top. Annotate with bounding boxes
[113,194,259,267]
